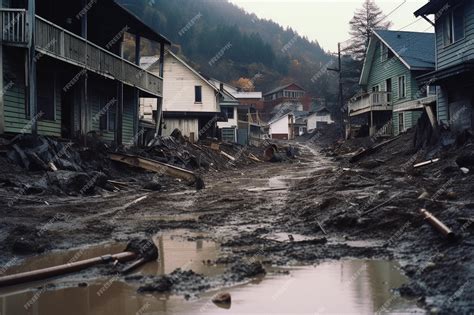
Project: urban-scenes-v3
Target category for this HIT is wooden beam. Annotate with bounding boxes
[27,0,37,135]
[109,153,199,185]
[0,41,4,134]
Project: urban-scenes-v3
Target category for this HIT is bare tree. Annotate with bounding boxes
[347,0,392,60]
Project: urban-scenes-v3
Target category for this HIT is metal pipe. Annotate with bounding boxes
[0,252,137,288]
[420,208,455,239]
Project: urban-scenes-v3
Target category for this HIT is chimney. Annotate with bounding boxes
[220,83,224,92]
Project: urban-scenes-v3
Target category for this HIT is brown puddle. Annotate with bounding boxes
[0,254,425,314]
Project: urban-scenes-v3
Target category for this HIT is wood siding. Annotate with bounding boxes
[435,1,474,70]
[161,53,219,113]
[3,47,62,136]
[366,38,430,134]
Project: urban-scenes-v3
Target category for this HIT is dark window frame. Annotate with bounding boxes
[194,85,202,103]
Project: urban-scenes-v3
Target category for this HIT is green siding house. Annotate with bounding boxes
[415,0,474,133]
[0,0,170,146]
[349,30,436,136]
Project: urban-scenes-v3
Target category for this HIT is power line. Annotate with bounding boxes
[376,0,407,24]
[397,17,423,31]
[423,24,434,32]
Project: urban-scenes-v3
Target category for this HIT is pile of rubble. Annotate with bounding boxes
[0,130,292,200]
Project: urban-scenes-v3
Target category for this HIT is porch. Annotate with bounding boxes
[0,9,163,97]
[349,91,392,117]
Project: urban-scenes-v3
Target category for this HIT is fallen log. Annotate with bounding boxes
[109,153,204,190]
[349,136,402,163]
[413,158,440,168]
[420,208,455,239]
[0,238,157,287]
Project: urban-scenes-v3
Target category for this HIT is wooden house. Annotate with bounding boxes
[141,50,223,142]
[349,30,436,136]
[267,111,295,140]
[307,107,334,131]
[415,0,474,133]
[0,0,170,146]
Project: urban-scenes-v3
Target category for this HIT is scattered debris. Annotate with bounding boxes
[420,208,455,240]
[413,158,440,168]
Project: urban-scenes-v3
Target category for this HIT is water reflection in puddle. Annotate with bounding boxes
[0,255,424,314]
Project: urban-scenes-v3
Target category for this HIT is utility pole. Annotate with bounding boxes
[328,42,345,138]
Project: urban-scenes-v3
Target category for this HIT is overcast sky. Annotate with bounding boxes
[228,0,432,53]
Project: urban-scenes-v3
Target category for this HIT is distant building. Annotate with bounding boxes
[263,83,312,119]
[141,51,224,141]
[268,112,295,140]
[307,107,334,131]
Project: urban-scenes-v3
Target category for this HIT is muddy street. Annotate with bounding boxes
[0,144,431,314]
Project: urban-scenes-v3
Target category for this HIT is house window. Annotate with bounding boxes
[99,99,116,132]
[381,43,388,61]
[398,76,406,99]
[427,85,437,96]
[443,5,465,46]
[398,113,404,133]
[385,78,392,103]
[221,106,234,119]
[37,71,55,120]
[194,86,202,103]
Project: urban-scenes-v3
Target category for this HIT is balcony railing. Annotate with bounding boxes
[0,9,27,44]
[349,91,392,116]
[0,9,162,97]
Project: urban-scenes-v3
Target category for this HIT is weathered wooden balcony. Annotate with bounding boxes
[0,9,163,97]
[1,9,28,45]
[349,92,392,116]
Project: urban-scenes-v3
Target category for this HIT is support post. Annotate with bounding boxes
[338,42,344,138]
[27,0,37,135]
[80,0,88,143]
[116,82,123,146]
[134,34,141,144]
[0,38,4,134]
[155,41,165,137]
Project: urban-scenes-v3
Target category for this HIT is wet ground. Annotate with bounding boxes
[0,142,470,313]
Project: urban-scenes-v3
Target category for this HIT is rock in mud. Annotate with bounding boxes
[212,292,231,306]
[138,276,173,293]
[136,268,210,293]
[226,261,266,282]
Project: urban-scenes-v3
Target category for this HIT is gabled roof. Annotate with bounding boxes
[208,78,240,106]
[264,83,305,96]
[360,30,435,85]
[166,50,219,93]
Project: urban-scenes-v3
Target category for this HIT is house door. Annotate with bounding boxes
[385,79,392,103]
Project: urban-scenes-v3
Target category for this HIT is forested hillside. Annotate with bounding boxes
[119,0,338,101]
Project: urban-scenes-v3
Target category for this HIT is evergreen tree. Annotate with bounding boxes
[347,0,392,60]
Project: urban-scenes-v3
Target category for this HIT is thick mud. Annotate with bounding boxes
[0,142,471,314]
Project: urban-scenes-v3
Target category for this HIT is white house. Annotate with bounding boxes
[307,107,334,131]
[209,79,240,142]
[268,113,295,140]
[140,51,222,141]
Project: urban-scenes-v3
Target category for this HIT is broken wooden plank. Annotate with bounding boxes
[349,136,402,163]
[248,153,262,162]
[211,143,220,151]
[414,158,440,168]
[109,153,198,184]
[220,151,236,161]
